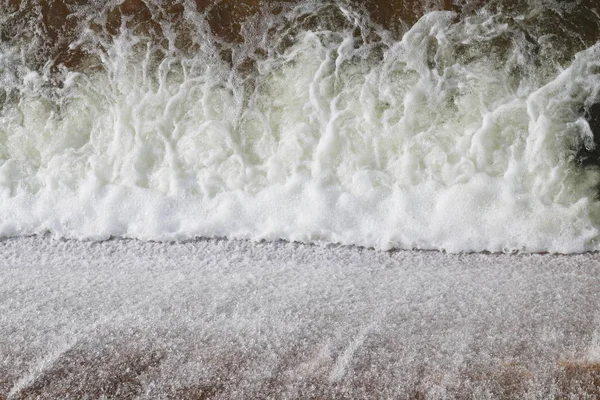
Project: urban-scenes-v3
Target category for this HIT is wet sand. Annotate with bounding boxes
[1,237,600,398]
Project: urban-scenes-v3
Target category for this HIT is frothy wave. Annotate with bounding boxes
[1,1,600,252]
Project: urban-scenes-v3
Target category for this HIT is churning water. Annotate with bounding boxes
[1,0,600,252]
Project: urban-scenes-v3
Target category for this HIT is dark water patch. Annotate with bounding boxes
[576,103,600,168]
[3,0,598,78]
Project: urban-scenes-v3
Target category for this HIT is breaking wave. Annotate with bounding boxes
[1,0,600,252]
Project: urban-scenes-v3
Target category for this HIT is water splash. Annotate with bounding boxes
[1,0,600,252]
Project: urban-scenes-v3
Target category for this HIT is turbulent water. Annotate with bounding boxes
[1,0,600,252]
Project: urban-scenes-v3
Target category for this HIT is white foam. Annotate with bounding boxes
[1,7,600,252]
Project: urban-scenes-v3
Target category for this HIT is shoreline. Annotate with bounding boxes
[6,233,597,256]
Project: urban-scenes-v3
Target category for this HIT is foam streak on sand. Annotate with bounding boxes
[1,1,600,252]
[1,237,600,398]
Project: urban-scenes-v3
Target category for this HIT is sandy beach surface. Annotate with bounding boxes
[1,236,599,398]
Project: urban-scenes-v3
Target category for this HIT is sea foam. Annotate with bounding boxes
[1,3,600,252]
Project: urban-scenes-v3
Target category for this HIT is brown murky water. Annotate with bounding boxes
[2,0,599,72]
